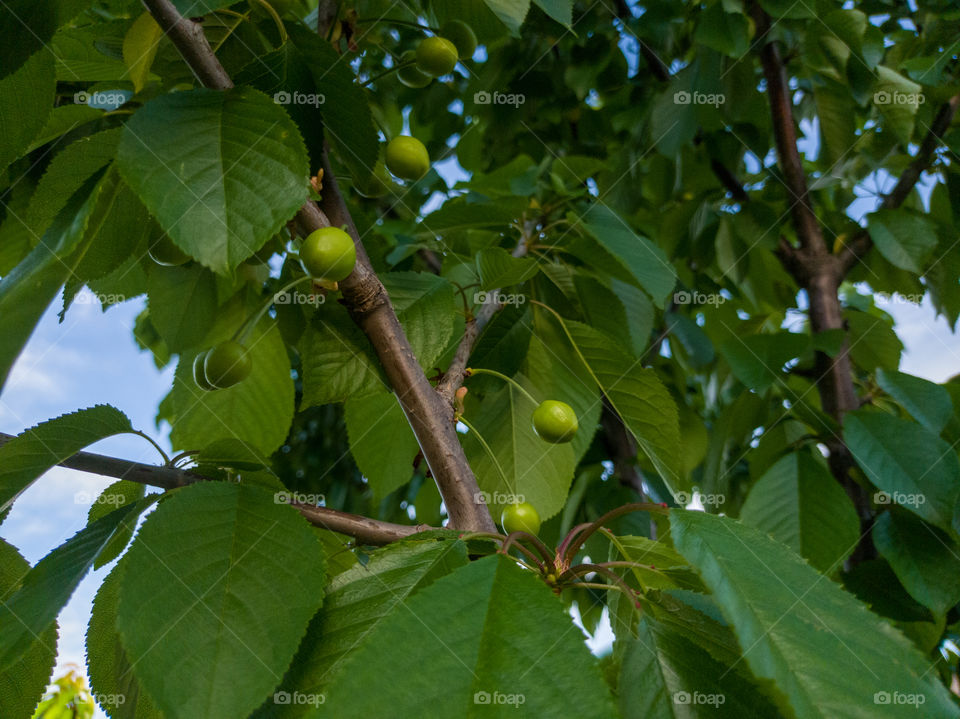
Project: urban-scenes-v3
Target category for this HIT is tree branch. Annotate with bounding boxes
[750,2,828,257]
[436,218,535,405]
[141,0,495,532]
[837,94,960,275]
[0,433,428,544]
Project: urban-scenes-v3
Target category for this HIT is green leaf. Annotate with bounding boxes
[170,0,232,12]
[0,48,55,173]
[87,560,164,719]
[739,452,860,572]
[719,332,810,394]
[814,83,856,166]
[0,502,139,669]
[463,376,576,521]
[559,318,682,491]
[23,128,121,238]
[0,171,105,389]
[300,304,387,406]
[171,320,295,455]
[873,511,960,616]
[483,0,531,36]
[385,272,457,372]
[614,536,706,592]
[619,617,781,719]
[345,392,419,500]
[256,538,469,718]
[286,26,378,181]
[532,0,571,26]
[0,405,132,514]
[873,66,923,146]
[475,247,538,290]
[117,483,327,719]
[670,509,960,719]
[117,87,309,274]
[0,1,80,81]
[876,369,953,434]
[322,554,616,717]
[867,209,937,274]
[845,410,960,532]
[0,539,58,719]
[694,3,751,57]
[86,480,151,570]
[122,12,163,92]
[577,205,676,307]
[147,263,218,352]
[421,199,521,233]
[845,310,902,371]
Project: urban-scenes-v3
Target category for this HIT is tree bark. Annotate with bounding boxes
[0,433,428,544]
[141,0,495,532]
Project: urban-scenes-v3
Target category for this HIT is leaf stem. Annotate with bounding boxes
[457,415,512,491]
[248,0,288,43]
[360,60,417,87]
[354,17,436,31]
[129,430,170,465]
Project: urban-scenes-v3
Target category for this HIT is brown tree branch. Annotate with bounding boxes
[141,0,495,532]
[837,94,960,275]
[0,433,428,544]
[436,219,535,405]
[750,2,828,258]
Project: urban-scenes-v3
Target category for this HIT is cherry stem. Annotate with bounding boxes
[232,275,313,344]
[562,502,668,566]
[465,367,540,406]
[461,531,545,569]
[501,530,555,566]
[557,522,593,560]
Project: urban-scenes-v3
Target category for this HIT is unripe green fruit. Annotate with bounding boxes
[148,235,190,266]
[300,227,357,281]
[416,36,458,77]
[532,400,578,444]
[439,20,477,60]
[501,502,541,535]
[385,136,430,181]
[193,352,217,391]
[398,50,432,88]
[203,341,252,389]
